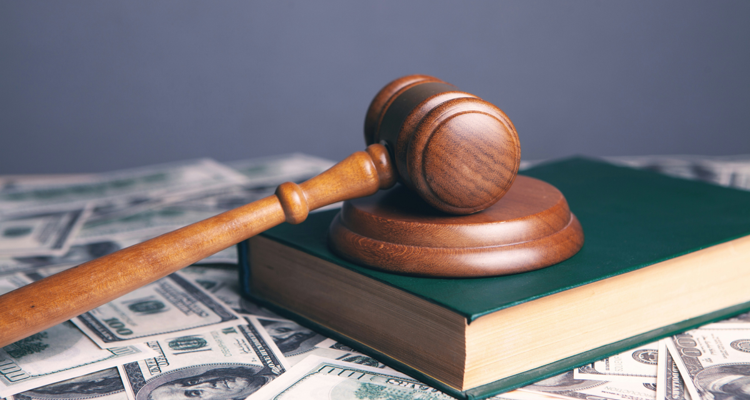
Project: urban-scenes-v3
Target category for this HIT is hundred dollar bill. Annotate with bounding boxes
[0,274,155,398]
[253,315,330,355]
[72,156,335,264]
[493,389,570,400]
[0,234,172,277]
[180,265,281,316]
[666,327,750,400]
[519,371,607,397]
[75,182,276,241]
[721,312,750,324]
[657,340,691,400]
[251,315,388,368]
[704,312,750,328]
[520,370,657,400]
[120,318,287,400]
[0,205,90,257]
[325,342,392,370]
[69,272,242,348]
[575,342,658,383]
[180,267,385,368]
[228,153,343,212]
[181,266,243,311]
[237,298,282,319]
[78,153,332,228]
[0,155,332,270]
[76,155,339,244]
[251,355,453,400]
[180,267,383,368]
[0,238,123,277]
[530,381,657,400]
[328,350,391,370]
[0,159,247,212]
[0,174,95,193]
[10,368,128,400]
[0,271,36,295]
[226,153,335,186]
[0,323,154,398]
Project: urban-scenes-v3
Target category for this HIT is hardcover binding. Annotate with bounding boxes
[236,157,750,399]
[237,238,750,399]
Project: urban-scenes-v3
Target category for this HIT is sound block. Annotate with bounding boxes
[328,176,584,277]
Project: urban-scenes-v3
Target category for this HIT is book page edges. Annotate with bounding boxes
[465,233,750,389]
[248,236,469,388]
[241,233,750,396]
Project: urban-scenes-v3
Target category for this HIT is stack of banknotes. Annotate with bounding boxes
[0,154,749,400]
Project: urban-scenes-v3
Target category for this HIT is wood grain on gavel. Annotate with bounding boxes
[0,74,523,347]
[0,146,396,347]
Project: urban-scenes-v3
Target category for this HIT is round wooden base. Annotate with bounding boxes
[328,176,584,277]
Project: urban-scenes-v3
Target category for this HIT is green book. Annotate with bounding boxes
[237,158,750,400]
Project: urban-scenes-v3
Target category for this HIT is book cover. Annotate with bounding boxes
[237,157,750,399]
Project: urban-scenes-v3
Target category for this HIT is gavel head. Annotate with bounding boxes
[364,75,521,215]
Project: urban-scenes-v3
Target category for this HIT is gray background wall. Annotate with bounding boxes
[1,1,749,174]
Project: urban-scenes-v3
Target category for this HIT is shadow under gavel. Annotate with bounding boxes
[0,75,521,347]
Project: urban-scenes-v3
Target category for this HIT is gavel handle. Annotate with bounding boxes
[0,144,396,347]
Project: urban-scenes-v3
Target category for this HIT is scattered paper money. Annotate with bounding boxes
[704,312,750,328]
[10,368,129,400]
[181,265,281,316]
[0,159,247,212]
[656,340,691,400]
[575,342,659,383]
[120,319,287,400]
[0,205,90,257]
[181,266,243,311]
[250,315,388,369]
[520,370,608,395]
[492,389,562,400]
[521,370,657,400]
[0,237,124,277]
[667,327,750,400]
[1,154,749,400]
[251,355,453,400]
[0,274,155,398]
[69,272,242,348]
[0,174,96,193]
[0,323,153,398]
[226,153,334,186]
[0,271,36,296]
[75,183,274,241]
[252,316,328,360]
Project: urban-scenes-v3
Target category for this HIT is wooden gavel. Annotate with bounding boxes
[0,75,520,347]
